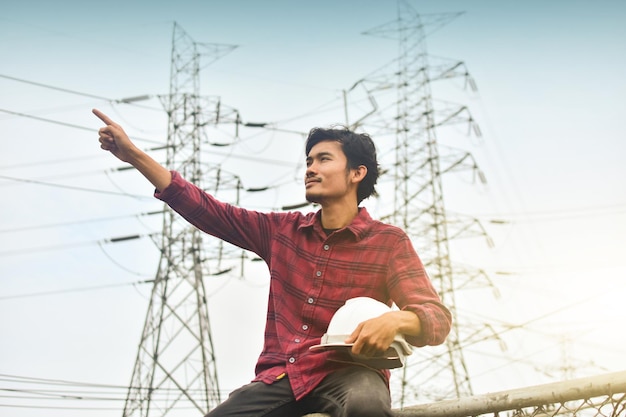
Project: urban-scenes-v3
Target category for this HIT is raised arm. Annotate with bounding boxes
[93,109,172,192]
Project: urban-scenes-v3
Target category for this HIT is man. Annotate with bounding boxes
[93,108,451,417]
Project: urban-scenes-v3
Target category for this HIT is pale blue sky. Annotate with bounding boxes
[1,1,625,415]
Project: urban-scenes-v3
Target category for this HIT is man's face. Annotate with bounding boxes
[304,140,354,204]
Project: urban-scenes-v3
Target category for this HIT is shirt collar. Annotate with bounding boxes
[298,207,373,241]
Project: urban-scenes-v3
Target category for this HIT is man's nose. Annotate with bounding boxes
[305,162,317,176]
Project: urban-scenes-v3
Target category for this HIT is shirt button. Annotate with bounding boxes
[289,357,296,363]
[302,324,309,331]
[295,338,301,343]
[316,271,322,277]
[323,244,330,250]
[307,297,314,304]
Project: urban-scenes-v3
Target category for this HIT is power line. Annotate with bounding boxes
[0,154,106,170]
[0,73,160,110]
[0,167,134,188]
[0,174,151,199]
[0,107,102,131]
[0,279,154,301]
[479,204,626,223]
[0,108,164,146]
[0,210,163,234]
[0,373,223,393]
[0,74,112,101]
[0,232,156,258]
[0,404,123,411]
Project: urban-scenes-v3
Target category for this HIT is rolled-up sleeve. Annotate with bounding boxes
[388,235,452,347]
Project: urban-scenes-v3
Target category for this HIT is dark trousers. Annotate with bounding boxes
[205,366,393,417]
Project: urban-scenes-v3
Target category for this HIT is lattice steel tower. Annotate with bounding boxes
[122,23,238,417]
[345,0,497,406]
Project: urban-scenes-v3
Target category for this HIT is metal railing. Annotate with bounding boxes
[394,370,626,417]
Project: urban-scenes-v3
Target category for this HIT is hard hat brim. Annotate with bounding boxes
[309,342,406,369]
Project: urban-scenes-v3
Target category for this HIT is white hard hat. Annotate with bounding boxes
[310,297,412,369]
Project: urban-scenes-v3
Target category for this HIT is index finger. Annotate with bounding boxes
[92,108,116,126]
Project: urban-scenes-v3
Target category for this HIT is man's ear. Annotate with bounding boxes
[351,165,368,184]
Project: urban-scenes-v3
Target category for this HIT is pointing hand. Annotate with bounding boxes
[92,108,138,163]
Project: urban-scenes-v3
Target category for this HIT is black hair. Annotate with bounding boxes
[305,126,380,204]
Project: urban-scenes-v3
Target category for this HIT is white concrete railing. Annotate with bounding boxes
[304,370,626,417]
[394,370,626,417]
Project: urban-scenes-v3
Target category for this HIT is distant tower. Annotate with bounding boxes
[345,0,496,406]
[122,23,238,417]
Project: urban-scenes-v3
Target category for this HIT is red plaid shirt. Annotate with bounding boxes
[156,171,451,400]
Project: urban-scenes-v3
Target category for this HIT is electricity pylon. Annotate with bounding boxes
[344,0,500,406]
[122,23,238,417]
